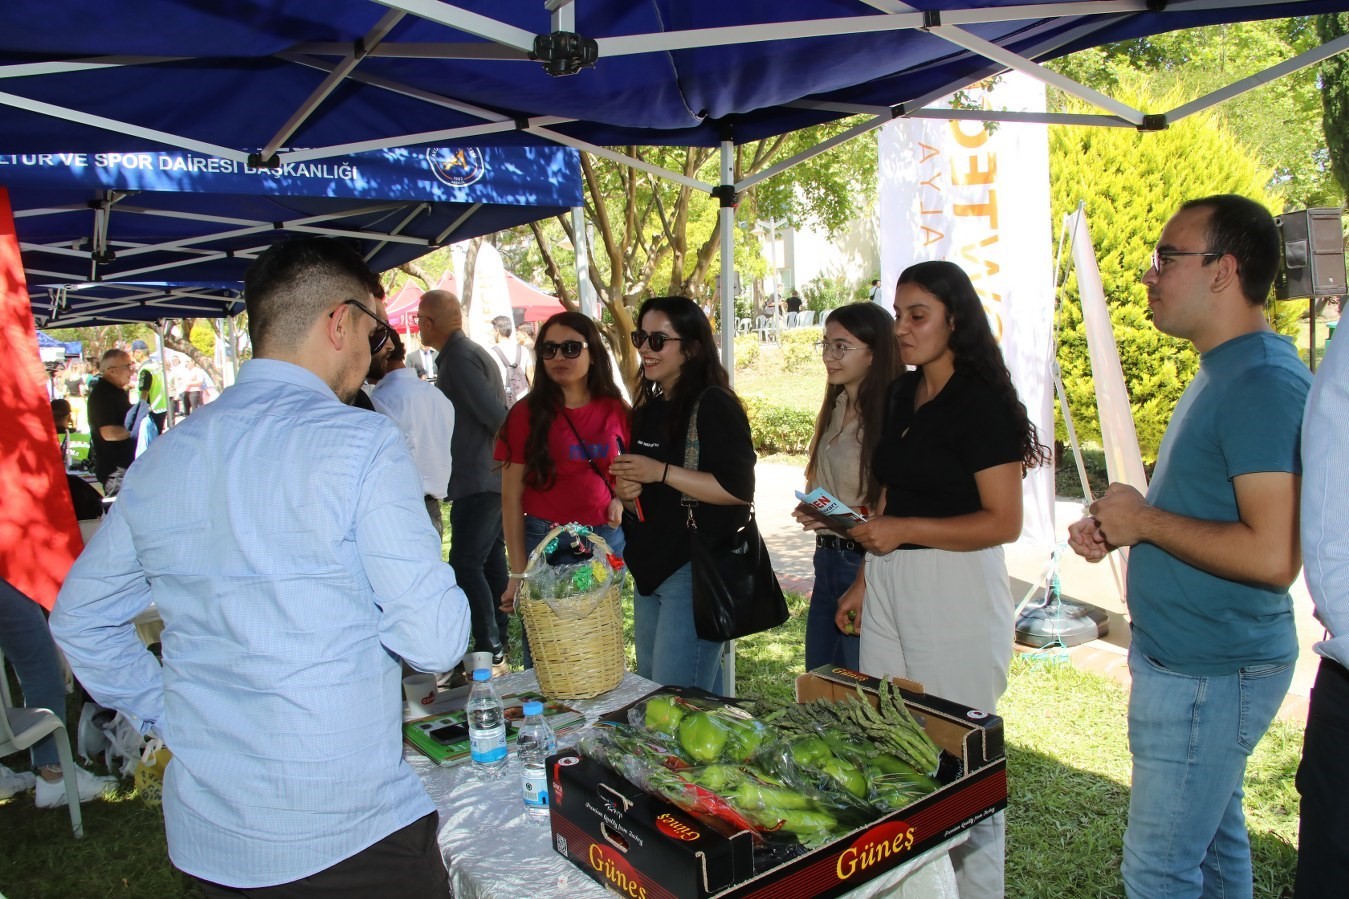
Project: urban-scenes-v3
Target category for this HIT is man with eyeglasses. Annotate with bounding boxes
[87,348,137,494]
[418,289,511,668]
[53,237,470,898]
[1067,195,1308,898]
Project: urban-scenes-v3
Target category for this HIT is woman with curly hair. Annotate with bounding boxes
[495,312,629,627]
[793,302,900,672]
[836,260,1050,899]
[610,297,755,692]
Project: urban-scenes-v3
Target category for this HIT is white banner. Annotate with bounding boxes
[878,72,1056,550]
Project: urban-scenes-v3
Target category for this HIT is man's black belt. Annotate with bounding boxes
[816,533,864,554]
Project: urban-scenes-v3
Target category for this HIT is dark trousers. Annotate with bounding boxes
[194,812,447,898]
[1295,657,1349,897]
[448,491,509,654]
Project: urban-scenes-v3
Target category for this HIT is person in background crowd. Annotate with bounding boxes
[611,297,755,693]
[52,236,470,898]
[837,260,1050,899]
[496,312,629,663]
[488,314,531,408]
[64,362,86,399]
[181,359,206,416]
[0,577,116,806]
[409,342,437,381]
[371,331,455,536]
[785,290,803,314]
[868,278,882,303]
[129,340,168,431]
[124,369,160,458]
[1068,195,1306,899]
[87,348,136,495]
[167,356,186,418]
[794,303,900,673]
[418,288,511,667]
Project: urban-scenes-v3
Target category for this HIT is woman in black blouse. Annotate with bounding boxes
[836,260,1048,899]
[611,297,756,692]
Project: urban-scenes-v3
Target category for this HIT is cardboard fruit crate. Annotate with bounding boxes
[548,666,1006,899]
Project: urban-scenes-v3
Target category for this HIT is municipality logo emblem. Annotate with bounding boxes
[427,147,486,187]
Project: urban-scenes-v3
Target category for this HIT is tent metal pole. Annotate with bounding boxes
[718,138,737,698]
[155,323,175,430]
[572,206,596,319]
[528,126,715,193]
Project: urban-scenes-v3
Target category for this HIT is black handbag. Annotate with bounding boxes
[680,393,789,642]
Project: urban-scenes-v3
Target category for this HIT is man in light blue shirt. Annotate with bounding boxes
[51,238,471,897]
[1296,320,1349,896]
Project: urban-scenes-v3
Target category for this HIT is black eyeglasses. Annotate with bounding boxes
[538,340,588,360]
[631,330,683,352]
[330,298,394,354]
[1149,248,1220,274]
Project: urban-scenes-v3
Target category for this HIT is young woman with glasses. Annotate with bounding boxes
[794,302,900,672]
[610,297,756,692]
[495,312,630,638]
[836,261,1050,898]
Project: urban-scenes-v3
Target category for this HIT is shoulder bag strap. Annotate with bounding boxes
[679,394,705,528]
[560,408,617,498]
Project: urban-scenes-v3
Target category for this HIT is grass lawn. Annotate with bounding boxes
[733,343,825,413]
[3,587,1302,899]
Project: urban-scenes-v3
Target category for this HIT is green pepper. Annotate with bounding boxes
[821,757,869,798]
[867,754,940,792]
[678,711,728,764]
[688,764,744,792]
[644,695,684,735]
[731,780,815,811]
[789,735,834,768]
[750,807,839,836]
[718,715,764,761]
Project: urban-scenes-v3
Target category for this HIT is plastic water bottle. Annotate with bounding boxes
[516,700,556,823]
[467,668,507,778]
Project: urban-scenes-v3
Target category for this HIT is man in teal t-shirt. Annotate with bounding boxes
[1068,195,1308,899]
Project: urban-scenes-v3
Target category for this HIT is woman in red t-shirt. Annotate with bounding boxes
[495,312,630,626]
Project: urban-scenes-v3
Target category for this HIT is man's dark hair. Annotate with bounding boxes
[491,315,513,339]
[1180,195,1280,306]
[244,237,382,355]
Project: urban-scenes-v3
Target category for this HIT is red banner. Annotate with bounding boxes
[0,186,82,609]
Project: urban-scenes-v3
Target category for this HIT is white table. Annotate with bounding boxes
[406,670,962,899]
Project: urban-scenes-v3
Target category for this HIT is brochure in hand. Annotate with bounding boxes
[404,690,586,766]
[794,487,867,532]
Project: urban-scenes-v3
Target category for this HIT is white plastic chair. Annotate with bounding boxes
[736,317,751,335]
[0,647,84,837]
[784,311,799,329]
[797,310,815,328]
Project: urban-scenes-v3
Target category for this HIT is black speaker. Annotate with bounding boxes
[1275,207,1346,300]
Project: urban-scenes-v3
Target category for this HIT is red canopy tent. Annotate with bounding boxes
[385,282,423,333]
[506,272,565,324]
[391,270,564,329]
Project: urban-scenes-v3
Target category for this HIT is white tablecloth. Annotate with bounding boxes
[406,670,961,899]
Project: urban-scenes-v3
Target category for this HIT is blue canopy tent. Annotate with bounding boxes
[7,145,580,326]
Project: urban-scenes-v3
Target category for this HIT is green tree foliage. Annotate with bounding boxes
[1317,14,1349,198]
[1051,18,1340,211]
[1051,83,1287,460]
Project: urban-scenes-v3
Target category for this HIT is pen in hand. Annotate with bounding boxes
[615,436,644,522]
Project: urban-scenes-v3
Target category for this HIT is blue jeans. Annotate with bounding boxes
[520,515,626,669]
[634,563,724,694]
[0,577,66,768]
[805,545,862,672]
[1123,649,1293,899]
[448,492,510,654]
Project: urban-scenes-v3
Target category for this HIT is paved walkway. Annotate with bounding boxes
[754,461,1317,723]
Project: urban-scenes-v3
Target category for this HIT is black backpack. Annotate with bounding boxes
[491,344,530,407]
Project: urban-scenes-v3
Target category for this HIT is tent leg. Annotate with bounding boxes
[718,140,736,387]
[155,323,175,430]
[572,206,596,319]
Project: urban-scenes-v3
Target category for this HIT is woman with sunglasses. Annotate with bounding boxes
[835,261,1050,898]
[495,312,630,634]
[794,302,900,673]
[610,297,755,693]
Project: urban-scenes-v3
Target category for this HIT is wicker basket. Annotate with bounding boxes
[518,524,625,700]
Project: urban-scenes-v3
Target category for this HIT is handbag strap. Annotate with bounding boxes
[679,394,705,528]
[560,407,617,499]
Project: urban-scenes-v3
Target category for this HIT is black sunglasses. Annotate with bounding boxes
[538,340,588,360]
[330,298,394,354]
[631,330,683,352]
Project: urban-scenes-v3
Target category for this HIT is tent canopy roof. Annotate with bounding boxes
[2,1,1347,163]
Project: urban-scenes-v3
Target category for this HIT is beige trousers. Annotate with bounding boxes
[861,545,1014,899]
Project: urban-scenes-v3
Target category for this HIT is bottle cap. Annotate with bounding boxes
[472,668,491,681]
[522,700,544,716]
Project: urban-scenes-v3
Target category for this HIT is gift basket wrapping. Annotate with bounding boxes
[518,523,625,699]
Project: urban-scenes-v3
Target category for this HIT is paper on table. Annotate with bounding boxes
[795,487,867,532]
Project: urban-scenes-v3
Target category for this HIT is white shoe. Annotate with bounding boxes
[34,765,117,808]
[0,763,37,800]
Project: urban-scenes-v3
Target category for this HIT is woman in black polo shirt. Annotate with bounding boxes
[611,297,755,692]
[836,260,1049,899]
